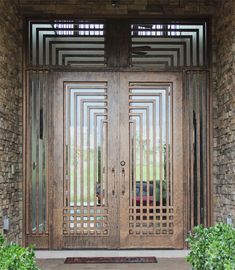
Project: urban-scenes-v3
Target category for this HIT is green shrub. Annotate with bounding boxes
[0,234,40,270]
[187,223,235,270]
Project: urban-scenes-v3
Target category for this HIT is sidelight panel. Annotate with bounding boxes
[185,71,210,228]
[27,72,48,235]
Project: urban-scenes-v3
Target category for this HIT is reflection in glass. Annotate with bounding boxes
[65,84,108,208]
[131,23,207,67]
[29,73,47,234]
[64,83,108,234]
[29,21,105,66]
[129,84,172,208]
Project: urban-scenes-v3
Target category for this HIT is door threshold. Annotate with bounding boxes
[36,250,189,259]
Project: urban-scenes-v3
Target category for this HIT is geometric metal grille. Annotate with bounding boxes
[131,22,207,67]
[129,83,173,235]
[28,21,106,66]
[64,82,109,235]
[27,20,207,68]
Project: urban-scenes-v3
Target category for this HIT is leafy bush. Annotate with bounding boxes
[187,223,235,270]
[0,234,40,270]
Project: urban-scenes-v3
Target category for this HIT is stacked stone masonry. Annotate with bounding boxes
[213,0,235,223]
[0,0,23,243]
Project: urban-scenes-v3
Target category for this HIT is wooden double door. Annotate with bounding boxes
[52,72,183,249]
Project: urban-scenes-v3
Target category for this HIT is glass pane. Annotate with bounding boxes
[29,73,48,234]
[29,21,106,67]
[131,22,207,67]
[64,82,109,235]
[186,71,210,227]
[129,82,172,235]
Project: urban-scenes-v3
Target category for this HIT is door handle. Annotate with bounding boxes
[32,162,37,170]
[120,161,126,166]
[121,167,125,195]
[112,168,115,196]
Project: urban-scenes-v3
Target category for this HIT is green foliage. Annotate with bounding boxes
[0,234,40,270]
[187,223,235,270]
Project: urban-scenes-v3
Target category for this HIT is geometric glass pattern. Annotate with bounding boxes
[131,22,207,67]
[129,83,174,235]
[28,21,106,66]
[63,82,109,235]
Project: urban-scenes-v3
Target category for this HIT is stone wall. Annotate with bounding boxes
[19,0,216,16]
[213,0,235,223]
[0,0,23,242]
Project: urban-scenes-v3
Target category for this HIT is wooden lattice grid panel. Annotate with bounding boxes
[129,207,174,235]
[63,207,109,236]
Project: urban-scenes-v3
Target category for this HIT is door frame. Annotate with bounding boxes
[24,70,212,250]
[50,71,184,249]
[23,17,213,249]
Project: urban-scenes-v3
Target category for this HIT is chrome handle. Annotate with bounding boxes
[121,167,125,195]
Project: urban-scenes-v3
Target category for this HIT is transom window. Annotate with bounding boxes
[28,20,208,67]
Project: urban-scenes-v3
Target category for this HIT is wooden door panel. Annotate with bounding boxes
[119,72,183,248]
[52,72,119,249]
[52,71,183,249]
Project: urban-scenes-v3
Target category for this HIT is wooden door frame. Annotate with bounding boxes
[51,70,185,249]
[23,69,212,250]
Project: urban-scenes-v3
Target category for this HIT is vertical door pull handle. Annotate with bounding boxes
[122,167,125,195]
[32,162,37,170]
[112,168,115,196]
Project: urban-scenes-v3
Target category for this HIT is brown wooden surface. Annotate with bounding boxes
[25,70,211,249]
[51,71,184,249]
[23,18,212,250]
[119,72,184,249]
[52,72,119,249]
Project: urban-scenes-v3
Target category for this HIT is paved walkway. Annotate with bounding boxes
[37,258,190,270]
